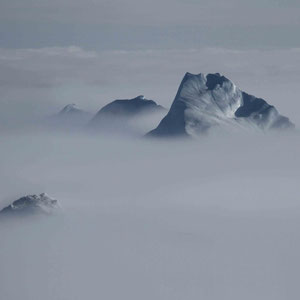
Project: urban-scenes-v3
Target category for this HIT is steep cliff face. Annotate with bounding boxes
[147,73,294,138]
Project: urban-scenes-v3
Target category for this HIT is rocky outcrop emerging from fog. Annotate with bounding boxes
[51,104,92,128]
[89,95,167,136]
[0,193,60,215]
[147,73,294,138]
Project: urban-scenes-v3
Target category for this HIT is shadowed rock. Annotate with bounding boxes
[89,95,167,136]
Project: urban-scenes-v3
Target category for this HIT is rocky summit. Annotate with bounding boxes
[147,73,294,138]
[0,193,60,215]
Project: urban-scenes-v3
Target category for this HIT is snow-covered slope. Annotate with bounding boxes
[147,73,294,137]
[89,95,167,136]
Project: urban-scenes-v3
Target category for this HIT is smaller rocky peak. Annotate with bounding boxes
[0,193,60,215]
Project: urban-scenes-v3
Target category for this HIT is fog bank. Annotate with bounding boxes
[1,131,300,299]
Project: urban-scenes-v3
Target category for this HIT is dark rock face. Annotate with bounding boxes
[235,93,292,130]
[205,73,228,90]
[96,95,164,116]
[89,95,167,135]
[147,73,294,138]
[0,193,59,215]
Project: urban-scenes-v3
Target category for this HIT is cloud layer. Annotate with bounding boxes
[1,132,300,300]
[0,46,300,127]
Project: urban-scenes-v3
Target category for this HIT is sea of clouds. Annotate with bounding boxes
[0,130,300,300]
[1,45,300,299]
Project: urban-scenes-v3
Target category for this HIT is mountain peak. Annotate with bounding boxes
[92,95,165,118]
[89,95,167,136]
[0,193,60,215]
[147,72,294,138]
[59,104,82,115]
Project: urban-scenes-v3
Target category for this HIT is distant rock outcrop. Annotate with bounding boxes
[0,193,60,215]
[50,104,92,128]
[59,103,84,115]
[89,95,167,136]
[147,73,294,138]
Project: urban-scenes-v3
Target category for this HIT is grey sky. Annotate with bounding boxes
[1,0,300,49]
